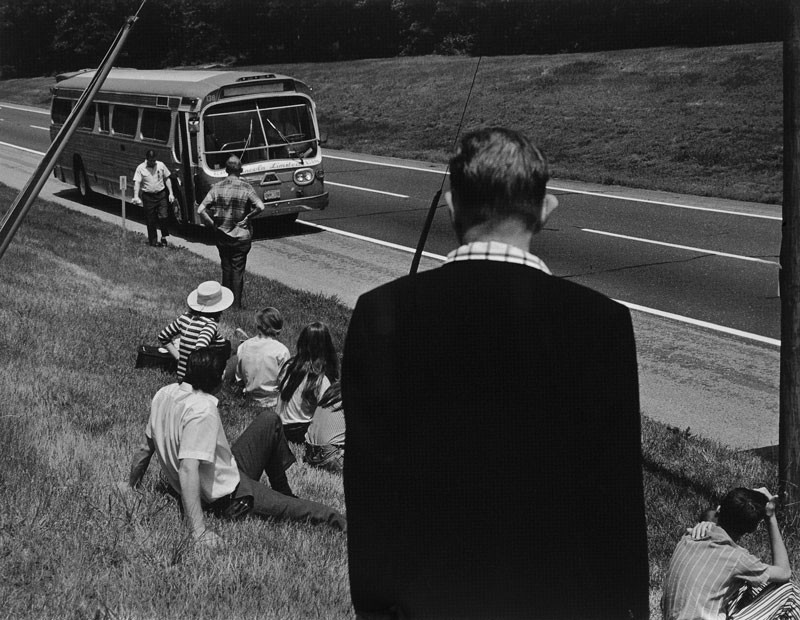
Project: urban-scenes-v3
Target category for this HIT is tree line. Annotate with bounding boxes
[0,0,782,79]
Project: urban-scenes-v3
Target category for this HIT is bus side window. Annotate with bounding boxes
[51,98,72,124]
[79,104,96,131]
[141,108,171,143]
[98,103,110,133]
[112,105,139,137]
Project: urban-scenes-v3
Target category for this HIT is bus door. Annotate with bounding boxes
[176,112,197,222]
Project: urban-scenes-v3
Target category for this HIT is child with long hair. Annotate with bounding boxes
[276,321,339,443]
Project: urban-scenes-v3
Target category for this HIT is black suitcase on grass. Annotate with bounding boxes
[135,340,231,373]
[135,344,177,372]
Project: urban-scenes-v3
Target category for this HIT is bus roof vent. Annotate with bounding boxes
[236,74,276,82]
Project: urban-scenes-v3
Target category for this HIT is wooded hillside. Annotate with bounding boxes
[0,0,782,79]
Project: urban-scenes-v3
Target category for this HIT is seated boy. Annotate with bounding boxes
[662,486,798,620]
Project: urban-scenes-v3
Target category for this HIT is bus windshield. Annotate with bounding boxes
[202,96,317,169]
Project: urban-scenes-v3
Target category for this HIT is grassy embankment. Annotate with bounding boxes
[0,42,782,204]
[0,182,791,619]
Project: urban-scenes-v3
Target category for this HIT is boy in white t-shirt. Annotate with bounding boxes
[234,307,290,409]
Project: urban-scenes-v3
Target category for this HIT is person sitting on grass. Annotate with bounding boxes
[158,281,231,381]
[129,348,346,548]
[276,321,338,444]
[233,307,290,410]
[304,381,345,475]
[661,486,799,620]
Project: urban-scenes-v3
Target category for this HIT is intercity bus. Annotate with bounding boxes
[50,68,328,226]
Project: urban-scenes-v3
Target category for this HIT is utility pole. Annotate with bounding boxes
[0,2,145,261]
[780,0,800,516]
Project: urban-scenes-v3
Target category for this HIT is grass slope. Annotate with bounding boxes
[0,42,783,204]
[0,185,793,618]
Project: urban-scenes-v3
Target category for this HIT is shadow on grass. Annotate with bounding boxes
[643,455,719,505]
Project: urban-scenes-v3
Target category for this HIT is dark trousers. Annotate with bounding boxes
[230,410,347,531]
[215,230,251,308]
[142,190,169,245]
[283,422,311,444]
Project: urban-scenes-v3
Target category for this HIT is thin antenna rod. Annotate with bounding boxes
[409,56,482,275]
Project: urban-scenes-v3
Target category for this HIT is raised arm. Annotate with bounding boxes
[756,487,792,583]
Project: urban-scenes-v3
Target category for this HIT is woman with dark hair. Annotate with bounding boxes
[276,321,339,443]
[158,281,233,380]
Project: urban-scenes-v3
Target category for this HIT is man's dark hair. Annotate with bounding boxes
[182,348,225,393]
[717,488,768,538]
[145,149,156,159]
[225,156,243,176]
[448,127,550,239]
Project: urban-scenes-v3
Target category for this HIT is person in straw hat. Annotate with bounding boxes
[158,281,233,380]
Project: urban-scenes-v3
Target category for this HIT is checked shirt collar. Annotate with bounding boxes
[443,241,551,275]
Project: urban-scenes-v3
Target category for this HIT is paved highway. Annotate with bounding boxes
[0,100,782,344]
[0,99,782,450]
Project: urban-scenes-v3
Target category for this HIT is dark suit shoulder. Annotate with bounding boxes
[356,261,630,323]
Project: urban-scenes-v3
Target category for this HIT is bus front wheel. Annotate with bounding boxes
[74,161,94,204]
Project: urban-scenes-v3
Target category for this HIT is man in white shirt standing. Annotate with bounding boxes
[132,149,175,247]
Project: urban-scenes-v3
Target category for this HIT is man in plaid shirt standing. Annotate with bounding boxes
[198,156,265,308]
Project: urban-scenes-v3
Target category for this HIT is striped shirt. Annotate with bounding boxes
[198,176,264,234]
[661,525,770,620]
[443,240,551,274]
[305,402,345,447]
[158,312,226,379]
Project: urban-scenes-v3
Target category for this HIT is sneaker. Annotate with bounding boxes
[159,238,169,247]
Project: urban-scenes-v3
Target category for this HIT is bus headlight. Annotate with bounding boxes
[293,168,315,186]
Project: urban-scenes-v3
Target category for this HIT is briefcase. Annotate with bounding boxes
[135,344,177,372]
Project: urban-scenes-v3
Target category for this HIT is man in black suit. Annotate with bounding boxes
[342,127,649,619]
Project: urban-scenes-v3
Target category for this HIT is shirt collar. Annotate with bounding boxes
[443,241,551,274]
[178,381,219,405]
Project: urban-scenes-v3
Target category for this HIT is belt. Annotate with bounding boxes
[142,189,165,196]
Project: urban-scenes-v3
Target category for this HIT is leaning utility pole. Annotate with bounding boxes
[0,1,145,262]
[780,0,800,516]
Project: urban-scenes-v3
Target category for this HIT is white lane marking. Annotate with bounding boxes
[582,228,780,266]
[302,220,779,346]
[325,154,781,221]
[0,132,783,345]
[569,189,781,221]
[300,220,446,260]
[30,125,49,131]
[0,102,49,115]
[617,300,780,347]
[326,154,448,176]
[325,180,408,198]
[0,140,45,155]
[0,112,783,221]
